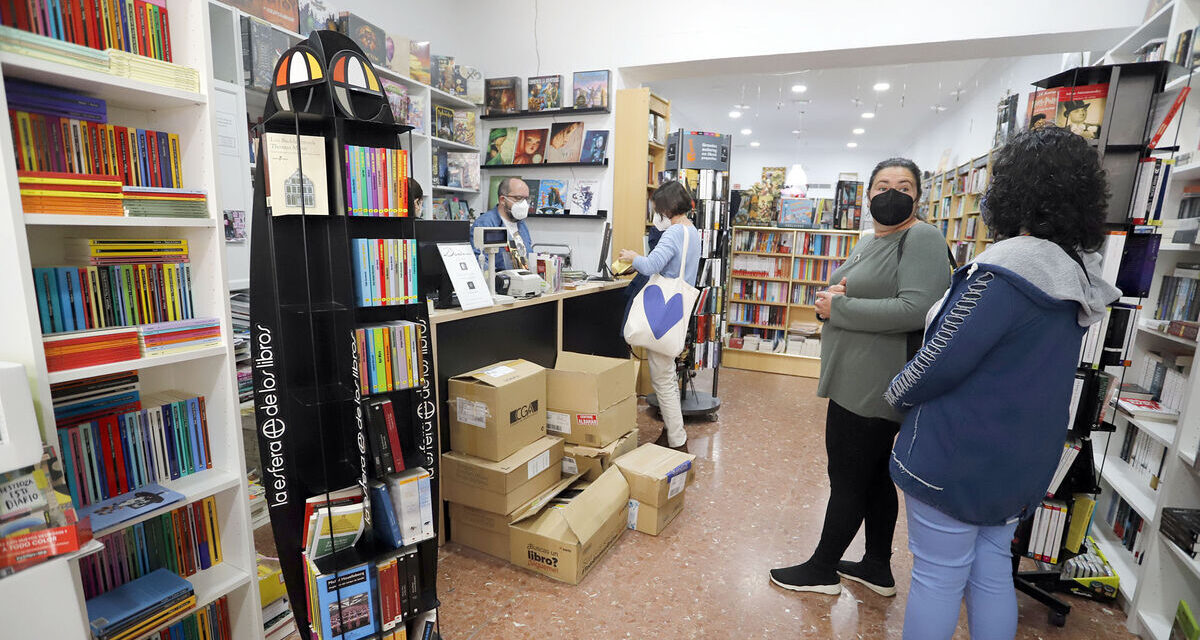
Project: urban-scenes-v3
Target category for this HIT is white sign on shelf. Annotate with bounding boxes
[437,243,494,311]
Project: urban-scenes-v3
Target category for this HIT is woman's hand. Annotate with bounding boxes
[815,278,847,320]
[829,277,847,296]
[618,248,640,262]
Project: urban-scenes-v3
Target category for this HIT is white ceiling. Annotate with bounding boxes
[649,57,1023,158]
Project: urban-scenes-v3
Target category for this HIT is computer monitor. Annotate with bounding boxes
[591,222,614,281]
[413,219,470,308]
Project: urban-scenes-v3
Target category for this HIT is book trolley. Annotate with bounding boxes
[647,130,732,419]
[1012,60,1186,629]
[248,31,441,638]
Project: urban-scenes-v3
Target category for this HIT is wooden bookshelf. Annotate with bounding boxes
[613,88,669,257]
[924,150,994,265]
[0,1,262,637]
[724,226,860,379]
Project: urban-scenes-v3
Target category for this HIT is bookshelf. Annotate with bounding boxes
[0,0,261,637]
[922,151,994,265]
[722,226,859,379]
[613,88,670,257]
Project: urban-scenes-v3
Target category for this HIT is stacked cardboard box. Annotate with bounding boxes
[548,352,639,483]
[615,444,697,536]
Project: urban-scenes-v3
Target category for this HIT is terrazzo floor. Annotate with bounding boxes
[431,369,1139,639]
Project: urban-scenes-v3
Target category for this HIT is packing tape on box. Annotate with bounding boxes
[456,397,491,428]
[627,500,640,529]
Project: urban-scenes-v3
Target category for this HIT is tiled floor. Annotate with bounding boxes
[434,369,1138,639]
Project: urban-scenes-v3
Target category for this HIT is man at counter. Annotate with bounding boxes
[472,177,534,271]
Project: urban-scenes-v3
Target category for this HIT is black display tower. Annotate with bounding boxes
[648,130,732,420]
[1013,60,1185,628]
[248,31,441,637]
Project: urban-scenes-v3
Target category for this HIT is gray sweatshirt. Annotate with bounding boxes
[817,223,953,422]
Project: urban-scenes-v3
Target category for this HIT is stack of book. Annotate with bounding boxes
[51,371,141,427]
[55,390,213,507]
[122,187,207,218]
[257,556,299,639]
[1162,507,1200,558]
[0,0,176,61]
[43,326,140,372]
[230,292,251,405]
[354,322,424,395]
[350,238,419,307]
[107,49,199,93]
[79,497,222,599]
[153,596,233,640]
[247,473,268,529]
[0,445,93,577]
[18,171,124,215]
[0,25,110,72]
[303,487,366,561]
[1025,499,1069,564]
[84,568,196,640]
[138,318,222,356]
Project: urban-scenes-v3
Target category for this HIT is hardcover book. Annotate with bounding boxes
[568,179,599,216]
[537,179,567,215]
[262,133,330,216]
[337,12,386,65]
[409,41,431,85]
[1055,83,1108,140]
[580,130,609,163]
[527,74,561,111]
[485,76,520,114]
[485,128,517,165]
[514,129,547,165]
[452,110,477,146]
[433,105,455,140]
[77,483,184,532]
[546,121,584,163]
[431,54,455,93]
[572,70,610,109]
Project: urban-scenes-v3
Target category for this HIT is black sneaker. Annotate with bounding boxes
[836,559,897,597]
[769,561,842,595]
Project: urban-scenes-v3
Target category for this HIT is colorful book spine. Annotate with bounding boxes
[354,322,423,396]
[33,263,195,334]
[343,145,410,217]
[349,238,419,307]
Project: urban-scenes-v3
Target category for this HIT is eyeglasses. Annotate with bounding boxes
[503,195,529,203]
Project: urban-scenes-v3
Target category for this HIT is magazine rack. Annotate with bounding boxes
[1014,60,1185,628]
[248,30,441,637]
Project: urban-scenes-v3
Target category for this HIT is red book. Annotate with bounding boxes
[134,0,147,56]
[111,414,130,493]
[79,0,94,48]
[381,399,405,471]
[0,0,13,26]
[12,0,28,30]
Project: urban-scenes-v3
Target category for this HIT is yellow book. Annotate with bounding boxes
[168,133,182,188]
[196,608,210,640]
[136,265,152,324]
[17,175,120,186]
[203,496,223,564]
[403,323,415,389]
[18,189,122,199]
[1065,496,1095,554]
[109,595,196,640]
[163,264,177,322]
[127,129,141,187]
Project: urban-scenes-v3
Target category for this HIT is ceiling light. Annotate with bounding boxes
[931,105,948,112]
[791,129,801,135]
[873,82,891,92]
[852,128,865,135]
[740,128,752,135]
[729,110,742,119]
[861,112,875,119]
[750,141,761,147]
[734,103,750,110]
[791,84,807,93]
[846,142,858,148]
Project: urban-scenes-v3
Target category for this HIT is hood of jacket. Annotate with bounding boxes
[973,236,1120,327]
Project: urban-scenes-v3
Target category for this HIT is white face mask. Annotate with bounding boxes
[510,199,530,220]
[653,213,672,231]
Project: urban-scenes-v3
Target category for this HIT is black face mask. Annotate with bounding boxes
[869,189,914,226]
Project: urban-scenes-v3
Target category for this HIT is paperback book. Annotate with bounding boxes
[262,133,330,216]
[546,121,584,163]
[485,128,517,165]
[572,70,610,109]
[514,129,547,165]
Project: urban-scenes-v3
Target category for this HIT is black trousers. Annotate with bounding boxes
[811,400,902,568]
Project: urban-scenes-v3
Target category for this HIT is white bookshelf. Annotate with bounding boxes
[0,0,262,637]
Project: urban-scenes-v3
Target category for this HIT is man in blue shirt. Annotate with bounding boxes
[471,177,534,271]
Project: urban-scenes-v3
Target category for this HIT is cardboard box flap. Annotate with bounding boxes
[510,472,585,524]
[450,359,542,387]
[561,466,630,545]
[446,436,560,476]
[556,351,626,375]
[615,443,696,479]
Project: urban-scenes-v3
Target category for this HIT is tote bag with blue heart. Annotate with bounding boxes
[623,227,700,356]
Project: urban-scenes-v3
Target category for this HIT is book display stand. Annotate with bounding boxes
[248,30,441,638]
[1012,60,1185,629]
[646,130,731,420]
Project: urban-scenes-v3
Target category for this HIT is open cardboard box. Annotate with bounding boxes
[613,443,696,507]
[441,436,563,515]
[547,352,637,447]
[448,359,547,461]
[562,429,637,481]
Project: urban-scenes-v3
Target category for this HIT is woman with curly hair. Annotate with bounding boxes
[884,125,1121,639]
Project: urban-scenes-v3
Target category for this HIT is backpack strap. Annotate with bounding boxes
[897,227,957,272]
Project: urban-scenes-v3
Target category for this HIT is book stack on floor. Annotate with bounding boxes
[1162,508,1200,558]
[351,238,419,307]
[18,171,124,215]
[84,568,196,640]
[107,49,199,93]
[122,187,208,218]
[258,556,300,640]
[79,496,222,598]
[0,24,109,71]
[0,445,93,576]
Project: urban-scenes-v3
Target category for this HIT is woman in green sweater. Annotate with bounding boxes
[770,158,953,596]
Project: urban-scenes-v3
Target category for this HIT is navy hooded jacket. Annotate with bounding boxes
[885,236,1120,526]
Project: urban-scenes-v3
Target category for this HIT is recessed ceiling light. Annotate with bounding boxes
[861,112,875,119]
[852,128,865,135]
[791,129,801,135]
[931,105,948,112]
[734,103,751,110]
[750,141,761,147]
[873,82,890,92]
[740,128,752,135]
[846,142,858,148]
[729,110,742,119]
[791,84,807,93]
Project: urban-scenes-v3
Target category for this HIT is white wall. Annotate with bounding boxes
[902,54,1067,172]
[726,146,878,192]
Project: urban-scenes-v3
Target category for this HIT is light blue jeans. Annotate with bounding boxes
[903,496,1019,640]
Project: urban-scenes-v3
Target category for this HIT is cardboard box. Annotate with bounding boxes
[548,351,636,411]
[563,429,638,481]
[448,360,547,461]
[508,467,629,585]
[628,493,685,536]
[548,395,637,448]
[613,444,696,507]
[441,436,563,515]
[448,502,511,560]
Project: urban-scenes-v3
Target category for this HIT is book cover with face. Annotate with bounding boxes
[514,129,547,165]
[546,121,584,163]
[581,130,609,163]
[1055,84,1108,140]
[486,128,517,165]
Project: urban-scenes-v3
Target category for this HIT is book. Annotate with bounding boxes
[572,70,610,109]
[1026,88,1058,130]
[1055,83,1108,140]
[1118,397,1180,420]
[302,487,362,551]
[993,93,1018,148]
[430,54,455,93]
[453,64,483,103]
[445,151,479,191]
[568,179,599,216]
[514,128,547,165]
[368,480,402,549]
[241,15,291,91]
[85,568,194,640]
[546,121,584,163]
[485,76,520,114]
[300,0,339,35]
[33,261,196,334]
[43,327,141,372]
[1116,232,1161,297]
[307,502,365,559]
[385,468,434,545]
[336,12,385,65]
[343,145,410,217]
[384,32,409,75]
[405,92,425,130]
[305,558,378,640]
[527,74,561,111]
[580,130,608,164]
[354,322,422,394]
[485,127,517,165]
[408,41,431,85]
[1175,600,1200,640]
[262,132,329,216]
[138,317,221,356]
[536,179,567,215]
[451,109,476,146]
[77,482,183,532]
[350,239,419,307]
[433,105,454,140]
[381,78,408,124]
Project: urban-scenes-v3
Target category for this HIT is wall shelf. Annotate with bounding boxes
[480,106,611,120]
[482,160,608,170]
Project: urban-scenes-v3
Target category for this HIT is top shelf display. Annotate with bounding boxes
[480,106,611,121]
